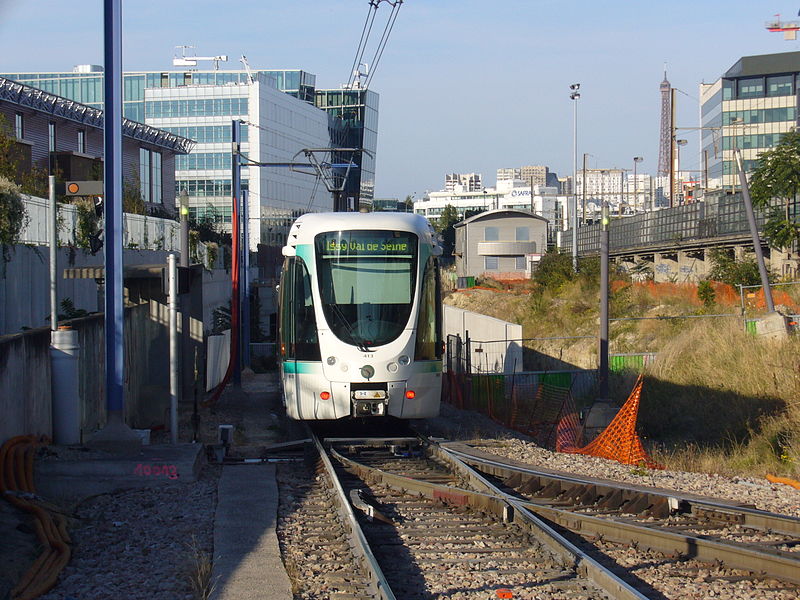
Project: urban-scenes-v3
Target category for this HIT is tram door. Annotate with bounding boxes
[279,257,321,419]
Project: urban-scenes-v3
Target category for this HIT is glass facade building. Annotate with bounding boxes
[314,88,379,208]
[2,66,379,247]
[700,51,800,191]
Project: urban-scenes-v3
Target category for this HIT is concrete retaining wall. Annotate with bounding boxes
[0,302,172,445]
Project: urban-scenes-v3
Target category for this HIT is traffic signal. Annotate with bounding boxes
[65,180,104,196]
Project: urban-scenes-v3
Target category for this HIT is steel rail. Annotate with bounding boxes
[330,443,650,600]
[307,427,396,600]
[439,443,800,585]
[443,443,800,536]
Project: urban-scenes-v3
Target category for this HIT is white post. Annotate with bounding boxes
[49,176,57,331]
[168,253,179,444]
[51,328,80,444]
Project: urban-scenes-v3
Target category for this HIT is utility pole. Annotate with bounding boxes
[582,153,588,225]
[669,87,676,208]
[598,202,610,401]
[734,147,775,313]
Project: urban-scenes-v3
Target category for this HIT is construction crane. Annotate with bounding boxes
[172,46,228,70]
[765,14,800,40]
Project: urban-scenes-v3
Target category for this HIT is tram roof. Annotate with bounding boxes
[285,211,437,249]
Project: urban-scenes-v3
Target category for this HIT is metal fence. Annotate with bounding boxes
[564,192,778,256]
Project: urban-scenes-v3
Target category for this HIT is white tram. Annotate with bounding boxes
[278,212,443,420]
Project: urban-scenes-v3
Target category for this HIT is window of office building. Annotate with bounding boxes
[737,77,764,99]
[515,256,527,270]
[484,256,498,270]
[767,74,793,97]
[48,122,56,152]
[484,226,499,241]
[77,130,86,154]
[152,152,162,203]
[14,113,23,139]
[140,148,151,202]
[515,226,529,241]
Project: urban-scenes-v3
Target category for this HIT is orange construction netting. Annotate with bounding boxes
[557,375,662,469]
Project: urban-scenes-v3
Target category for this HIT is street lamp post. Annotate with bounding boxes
[632,156,643,212]
[675,139,687,204]
[570,83,580,272]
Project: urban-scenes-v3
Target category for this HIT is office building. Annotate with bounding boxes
[700,51,799,192]
[314,88,378,209]
[0,76,190,212]
[2,64,379,248]
[576,168,625,212]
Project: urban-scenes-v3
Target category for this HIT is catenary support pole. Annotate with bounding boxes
[598,202,610,401]
[49,176,57,331]
[104,0,124,419]
[231,119,242,386]
[87,0,139,449]
[734,148,775,312]
[241,189,251,371]
[168,253,179,444]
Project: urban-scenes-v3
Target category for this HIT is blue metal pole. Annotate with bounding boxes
[231,119,242,386]
[241,188,251,370]
[104,0,124,415]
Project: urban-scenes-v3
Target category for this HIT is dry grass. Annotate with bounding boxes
[445,278,800,477]
[185,535,216,600]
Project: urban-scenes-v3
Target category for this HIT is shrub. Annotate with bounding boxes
[697,280,716,308]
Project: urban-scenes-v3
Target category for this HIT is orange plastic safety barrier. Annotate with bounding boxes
[766,474,800,490]
[559,375,662,469]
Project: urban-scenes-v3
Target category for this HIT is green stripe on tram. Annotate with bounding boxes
[282,361,322,374]
[417,360,442,373]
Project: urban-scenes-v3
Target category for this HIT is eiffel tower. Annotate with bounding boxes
[657,67,672,178]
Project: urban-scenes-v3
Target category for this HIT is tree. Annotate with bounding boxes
[434,204,459,256]
[749,130,800,251]
[0,114,48,197]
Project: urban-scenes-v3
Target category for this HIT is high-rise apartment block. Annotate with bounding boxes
[700,51,799,192]
[496,165,549,188]
[445,172,483,192]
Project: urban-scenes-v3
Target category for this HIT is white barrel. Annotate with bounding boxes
[51,328,81,445]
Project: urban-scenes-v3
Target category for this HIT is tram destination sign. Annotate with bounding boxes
[320,232,415,257]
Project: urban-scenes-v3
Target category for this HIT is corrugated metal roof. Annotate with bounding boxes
[724,51,800,78]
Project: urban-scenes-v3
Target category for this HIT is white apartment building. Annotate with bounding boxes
[445,172,483,192]
[145,73,332,250]
[414,178,566,237]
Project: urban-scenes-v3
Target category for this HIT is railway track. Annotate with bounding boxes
[438,441,800,591]
[275,431,800,599]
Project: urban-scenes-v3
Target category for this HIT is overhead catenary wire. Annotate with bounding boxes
[347,0,380,89]
[364,0,403,90]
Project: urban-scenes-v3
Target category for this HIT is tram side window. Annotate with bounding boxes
[279,257,321,361]
[415,257,443,360]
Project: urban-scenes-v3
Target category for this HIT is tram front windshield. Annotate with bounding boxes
[315,230,417,349]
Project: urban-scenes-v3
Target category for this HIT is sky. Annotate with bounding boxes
[1,0,799,200]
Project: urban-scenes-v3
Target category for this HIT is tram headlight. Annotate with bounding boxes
[360,365,375,379]
[387,362,398,373]
[326,356,337,365]
[398,355,410,366]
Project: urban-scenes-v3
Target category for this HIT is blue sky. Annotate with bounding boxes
[1,1,798,199]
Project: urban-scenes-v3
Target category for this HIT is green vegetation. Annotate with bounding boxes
[708,248,764,287]
[444,268,800,477]
[749,129,800,252]
[433,204,459,257]
[0,176,28,262]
